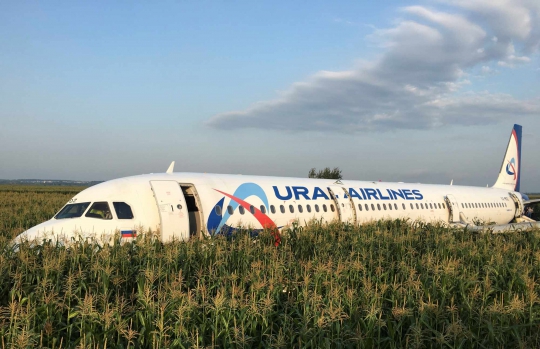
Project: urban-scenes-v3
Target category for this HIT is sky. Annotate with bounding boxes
[1,1,539,191]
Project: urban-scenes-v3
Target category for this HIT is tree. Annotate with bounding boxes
[308,167,342,180]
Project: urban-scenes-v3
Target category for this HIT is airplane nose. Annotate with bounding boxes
[12,227,42,246]
[11,220,63,246]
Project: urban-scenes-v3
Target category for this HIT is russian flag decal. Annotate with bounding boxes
[121,230,137,238]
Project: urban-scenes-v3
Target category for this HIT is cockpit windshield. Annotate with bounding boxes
[55,202,91,219]
[85,202,113,220]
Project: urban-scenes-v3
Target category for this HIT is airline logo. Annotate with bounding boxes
[506,157,517,180]
[207,183,279,244]
[273,186,424,201]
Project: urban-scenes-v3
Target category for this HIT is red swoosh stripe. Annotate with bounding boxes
[215,189,281,246]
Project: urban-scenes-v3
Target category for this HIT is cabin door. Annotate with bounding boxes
[509,192,524,218]
[444,194,460,223]
[150,180,190,242]
[328,186,357,224]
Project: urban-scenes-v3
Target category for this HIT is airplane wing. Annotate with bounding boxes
[524,199,540,205]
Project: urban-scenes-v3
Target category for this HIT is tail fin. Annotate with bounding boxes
[493,124,522,192]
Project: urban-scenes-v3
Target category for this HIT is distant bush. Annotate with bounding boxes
[308,167,343,180]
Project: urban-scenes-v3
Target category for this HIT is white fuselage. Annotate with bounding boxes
[15,172,521,244]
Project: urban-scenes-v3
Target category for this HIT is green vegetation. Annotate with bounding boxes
[308,167,343,180]
[2,185,540,348]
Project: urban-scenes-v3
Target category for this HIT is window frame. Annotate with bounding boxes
[85,201,113,220]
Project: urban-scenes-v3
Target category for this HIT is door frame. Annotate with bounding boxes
[179,183,205,238]
[327,186,357,224]
[445,194,460,223]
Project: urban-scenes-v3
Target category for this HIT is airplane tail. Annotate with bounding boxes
[493,124,522,192]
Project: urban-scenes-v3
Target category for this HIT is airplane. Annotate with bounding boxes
[13,124,540,246]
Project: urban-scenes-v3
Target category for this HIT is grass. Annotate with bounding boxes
[1,185,540,348]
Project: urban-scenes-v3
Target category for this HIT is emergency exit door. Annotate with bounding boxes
[150,180,190,242]
[328,186,357,224]
[445,194,461,223]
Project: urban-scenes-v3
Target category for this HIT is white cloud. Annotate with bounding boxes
[207,1,540,132]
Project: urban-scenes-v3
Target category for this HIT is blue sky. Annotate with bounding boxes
[1,1,539,191]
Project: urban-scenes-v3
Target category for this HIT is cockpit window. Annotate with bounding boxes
[85,202,113,220]
[55,202,91,219]
[113,202,134,219]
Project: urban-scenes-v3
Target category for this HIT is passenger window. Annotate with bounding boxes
[250,205,255,214]
[270,205,276,214]
[315,204,320,212]
[377,204,381,211]
[280,205,285,213]
[55,202,91,219]
[323,204,327,212]
[383,204,387,210]
[330,204,335,212]
[298,205,303,213]
[260,205,266,214]
[410,203,414,210]
[306,204,311,213]
[371,204,375,211]
[239,206,245,215]
[86,202,113,220]
[365,204,369,211]
[289,205,294,213]
[358,204,363,211]
[215,206,222,216]
[394,203,398,210]
[403,203,406,210]
[228,205,234,215]
[388,203,392,210]
[416,203,419,209]
[430,203,433,209]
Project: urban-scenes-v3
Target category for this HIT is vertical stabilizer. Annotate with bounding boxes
[493,124,522,192]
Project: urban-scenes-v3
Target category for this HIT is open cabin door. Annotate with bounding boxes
[444,194,461,223]
[150,180,190,242]
[179,184,204,237]
[327,186,357,224]
[509,192,524,219]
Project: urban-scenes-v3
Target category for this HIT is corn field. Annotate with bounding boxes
[1,185,540,348]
